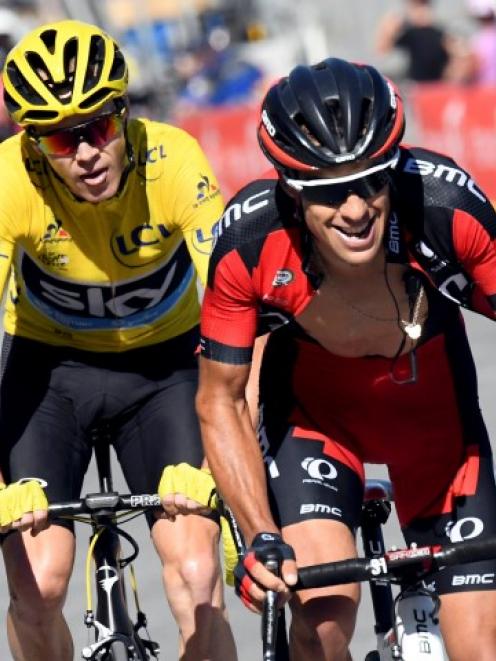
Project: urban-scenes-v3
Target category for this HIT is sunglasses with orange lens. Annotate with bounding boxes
[30,111,125,157]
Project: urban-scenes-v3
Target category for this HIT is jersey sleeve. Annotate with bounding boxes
[0,231,14,302]
[168,132,224,287]
[0,161,24,300]
[200,249,258,364]
[452,208,496,314]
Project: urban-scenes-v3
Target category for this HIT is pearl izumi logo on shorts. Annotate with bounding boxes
[301,457,338,491]
[445,517,484,543]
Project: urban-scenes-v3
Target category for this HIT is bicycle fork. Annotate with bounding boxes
[82,525,149,660]
[361,499,446,661]
[361,499,399,661]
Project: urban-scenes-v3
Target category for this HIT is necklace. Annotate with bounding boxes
[400,284,425,340]
[315,252,425,339]
[330,286,399,322]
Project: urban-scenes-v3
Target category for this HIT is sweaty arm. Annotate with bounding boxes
[197,245,278,544]
[196,355,277,544]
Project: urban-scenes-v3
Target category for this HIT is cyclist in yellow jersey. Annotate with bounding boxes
[0,19,237,661]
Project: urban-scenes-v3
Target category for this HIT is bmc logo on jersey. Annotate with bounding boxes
[402,157,486,202]
[213,189,271,241]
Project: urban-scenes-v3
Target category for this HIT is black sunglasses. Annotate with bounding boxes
[298,170,391,205]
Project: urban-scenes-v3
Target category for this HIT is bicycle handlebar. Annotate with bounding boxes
[294,535,496,591]
[48,491,162,518]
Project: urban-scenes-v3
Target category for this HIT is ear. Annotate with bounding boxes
[24,126,43,154]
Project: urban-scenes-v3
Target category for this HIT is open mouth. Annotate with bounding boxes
[332,217,376,240]
[80,167,107,185]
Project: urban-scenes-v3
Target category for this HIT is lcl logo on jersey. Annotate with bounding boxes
[192,225,216,255]
[137,144,167,165]
[301,457,338,491]
[111,223,173,267]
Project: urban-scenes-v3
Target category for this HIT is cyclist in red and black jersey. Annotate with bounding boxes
[197,57,496,660]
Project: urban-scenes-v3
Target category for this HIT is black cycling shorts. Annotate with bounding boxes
[0,328,204,531]
[258,305,496,595]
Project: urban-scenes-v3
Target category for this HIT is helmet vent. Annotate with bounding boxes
[296,114,323,147]
[324,100,345,144]
[23,109,59,121]
[5,60,47,106]
[83,35,105,93]
[358,99,373,138]
[109,44,126,82]
[39,28,57,54]
[79,87,113,109]
[3,90,21,115]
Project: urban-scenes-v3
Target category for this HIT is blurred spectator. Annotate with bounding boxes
[174,25,263,110]
[375,0,451,82]
[0,8,22,141]
[465,0,496,83]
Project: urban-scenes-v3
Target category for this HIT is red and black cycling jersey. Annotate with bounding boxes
[200,145,496,364]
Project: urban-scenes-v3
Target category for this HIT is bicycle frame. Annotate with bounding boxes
[49,431,160,661]
[260,478,447,661]
[360,480,445,661]
[360,480,398,660]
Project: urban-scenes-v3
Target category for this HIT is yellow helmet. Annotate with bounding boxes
[2,19,128,126]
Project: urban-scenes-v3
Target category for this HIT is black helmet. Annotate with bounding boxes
[258,57,405,175]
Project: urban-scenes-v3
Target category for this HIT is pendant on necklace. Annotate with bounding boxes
[402,322,422,340]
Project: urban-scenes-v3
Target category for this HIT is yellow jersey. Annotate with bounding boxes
[0,118,223,351]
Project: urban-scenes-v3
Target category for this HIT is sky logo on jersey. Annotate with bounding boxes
[19,242,194,330]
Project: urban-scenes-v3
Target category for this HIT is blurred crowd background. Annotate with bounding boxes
[2,0,496,199]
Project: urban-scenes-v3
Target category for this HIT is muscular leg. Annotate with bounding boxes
[0,338,93,661]
[439,591,496,660]
[2,526,75,661]
[115,371,237,661]
[283,519,359,661]
[152,515,236,660]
